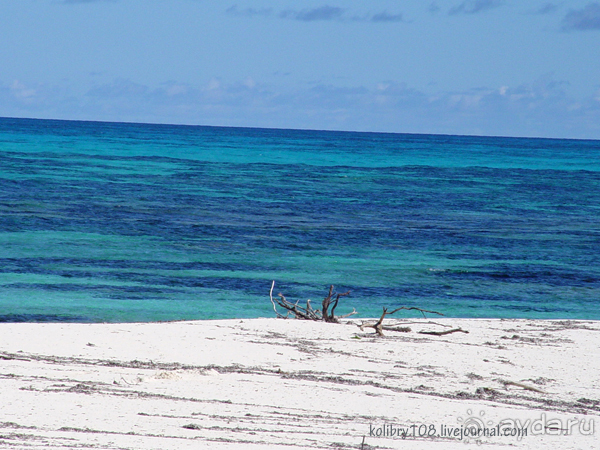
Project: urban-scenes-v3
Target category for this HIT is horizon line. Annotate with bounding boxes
[1,115,598,143]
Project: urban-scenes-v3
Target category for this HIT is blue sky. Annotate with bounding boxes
[1,0,599,139]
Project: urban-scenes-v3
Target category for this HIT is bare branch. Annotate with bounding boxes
[269,281,286,319]
[270,282,351,323]
[399,320,453,328]
[387,306,444,318]
[360,307,392,336]
[322,285,335,322]
[360,306,444,336]
[383,326,411,333]
[339,308,358,319]
[330,291,350,321]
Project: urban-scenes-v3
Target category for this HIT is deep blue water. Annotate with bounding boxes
[1,117,599,322]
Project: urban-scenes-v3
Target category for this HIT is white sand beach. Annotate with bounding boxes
[0,318,598,449]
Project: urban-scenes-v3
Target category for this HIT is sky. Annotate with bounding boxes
[1,0,600,139]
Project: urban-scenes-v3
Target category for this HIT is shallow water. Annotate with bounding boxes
[1,117,599,322]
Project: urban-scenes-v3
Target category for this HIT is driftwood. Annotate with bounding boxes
[268,282,464,339]
[418,328,469,336]
[269,281,356,323]
[499,379,547,394]
[360,306,444,336]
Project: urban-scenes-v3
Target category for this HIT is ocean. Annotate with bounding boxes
[1,117,599,322]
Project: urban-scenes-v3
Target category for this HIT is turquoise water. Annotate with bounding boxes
[1,117,599,322]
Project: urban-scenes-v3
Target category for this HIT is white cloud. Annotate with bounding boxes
[165,83,188,97]
[10,80,37,101]
[206,78,222,91]
[243,77,256,89]
[1,76,599,139]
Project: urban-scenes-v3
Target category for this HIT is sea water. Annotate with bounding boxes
[1,117,599,322]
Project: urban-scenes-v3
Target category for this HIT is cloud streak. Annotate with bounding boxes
[225,5,272,18]
[226,5,405,23]
[370,12,404,23]
[449,0,504,15]
[279,6,345,22]
[529,3,560,15]
[561,2,600,31]
[428,2,441,14]
[61,0,116,4]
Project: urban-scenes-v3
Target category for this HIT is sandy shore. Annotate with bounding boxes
[0,317,598,449]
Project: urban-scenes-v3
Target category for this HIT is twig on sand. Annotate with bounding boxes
[499,379,547,394]
[360,306,444,336]
[400,320,454,328]
[418,328,469,336]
